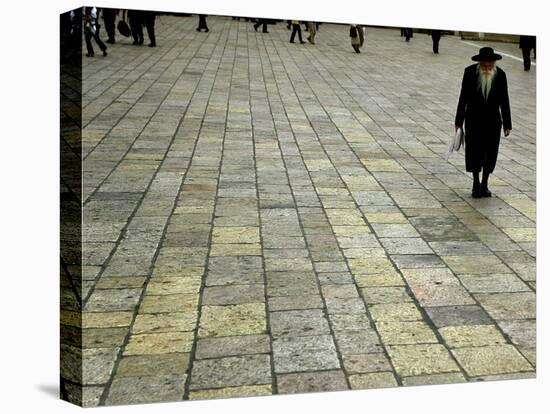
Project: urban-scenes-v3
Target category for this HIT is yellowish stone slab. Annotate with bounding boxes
[124,332,194,355]
[139,294,199,314]
[387,344,461,377]
[377,322,439,345]
[210,243,262,256]
[355,271,405,287]
[343,248,387,258]
[369,303,423,322]
[132,312,198,334]
[348,257,394,274]
[82,312,134,329]
[146,277,201,295]
[502,227,536,242]
[439,325,507,348]
[199,303,267,337]
[189,385,272,400]
[349,372,398,389]
[451,345,534,376]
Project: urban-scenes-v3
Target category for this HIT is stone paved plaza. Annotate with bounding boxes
[61,15,536,406]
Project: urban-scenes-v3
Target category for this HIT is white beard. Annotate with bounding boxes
[477,65,496,100]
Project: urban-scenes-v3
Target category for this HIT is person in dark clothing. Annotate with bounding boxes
[519,35,536,71]
[197,14,209,32]
[431,29,441,54]
[83,7,107,57]
[128,10,144,45]
[143,10,157,46]
[455,47,512,198]
[290,20,305,43]
[254,18,269,33]
[403,28,413,42]
[102,8,118,43]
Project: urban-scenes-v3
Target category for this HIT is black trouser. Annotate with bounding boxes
[143,12,156,45]
[521,47,533,70]
[85,25,107,55]
[431,31,441,53]
[128,12,144,44]
[198,15,208,31]
[290,24,303,42]
[404,28,412,41]
[254,19,268,32]
[102,9,117,42]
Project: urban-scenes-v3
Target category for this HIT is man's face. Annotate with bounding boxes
[479,61,496,73]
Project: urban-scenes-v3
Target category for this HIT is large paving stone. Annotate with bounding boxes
[272,335,341,373]
[189,355,272,390]
[451,345,534,377]
[106,375,187,405]
[277,370,349,394]
[195,335,271,359]
[386,344,461,377]
[198,303,267,337]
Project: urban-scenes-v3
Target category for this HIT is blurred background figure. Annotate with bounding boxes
[143,10,157,46]
[83,6,107,57]
[197,14,209,32]
[254,18,269,33]
[307,21,317,44]
[431,29,441,54]
[519,35,536,71]
[290,20,305,43]
[128,9,144,45]
[350,24,361,53]
[403,27,413,42]
[102,8,118,44]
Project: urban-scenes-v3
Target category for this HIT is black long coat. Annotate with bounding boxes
[455,64,512,173]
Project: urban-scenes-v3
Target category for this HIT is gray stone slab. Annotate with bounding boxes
[195,335,271,359]
[425,305,494,327]
[277,370,349,394]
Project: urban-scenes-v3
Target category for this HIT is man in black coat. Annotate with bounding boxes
[455,47,512,198]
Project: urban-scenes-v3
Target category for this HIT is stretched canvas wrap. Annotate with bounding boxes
[60,4,536,408]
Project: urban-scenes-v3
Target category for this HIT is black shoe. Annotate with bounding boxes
[106,39,114,44]
[290,40,295,43]
[480,186,492,197]
[205,29,209,32]
[148,43,156,47]
[132,40,138,45]
[263,30,269,33]
[102,50,108,56]
[300,41,306,44]
[196,28,201,32]
[138,39,144,45]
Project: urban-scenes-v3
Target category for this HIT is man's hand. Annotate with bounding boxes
[504,128,511,137]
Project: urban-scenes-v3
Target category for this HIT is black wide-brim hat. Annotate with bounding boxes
[472,46,502,61]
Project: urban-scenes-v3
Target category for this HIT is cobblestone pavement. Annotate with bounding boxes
[63,15,536,406]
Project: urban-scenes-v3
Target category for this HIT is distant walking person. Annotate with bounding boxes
[197,14,209,32]
[431,29,441,54]
[128,10,144,45]
[290,20,305,43]
[254,18,269,33]
[403,27,413,41]
[102,8,118,44]
[143,10,157,47]
[83,7,107,57]
[350,25,362,53]
[519,35,536,71]
[454,47,512,198]
[307,21,317,44]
